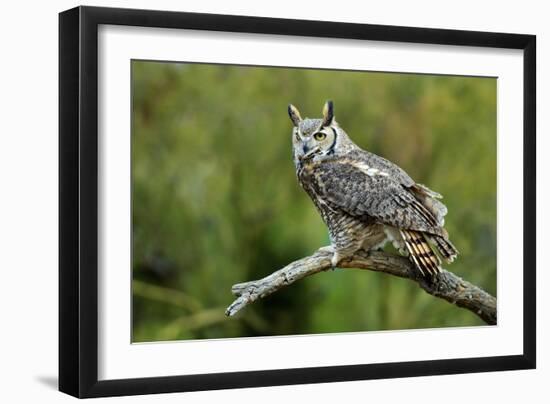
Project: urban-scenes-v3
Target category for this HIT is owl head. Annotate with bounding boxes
[288,101,355,164]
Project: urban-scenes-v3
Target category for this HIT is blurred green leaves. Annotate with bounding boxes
[132,61,496,342]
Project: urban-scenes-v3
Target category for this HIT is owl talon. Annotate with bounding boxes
[331,252,341,270]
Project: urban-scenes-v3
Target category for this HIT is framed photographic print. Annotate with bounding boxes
[59,5,536,398]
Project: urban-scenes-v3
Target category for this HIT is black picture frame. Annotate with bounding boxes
[59,5,536,398]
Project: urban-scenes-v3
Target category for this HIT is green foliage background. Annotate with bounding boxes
[132,61,496,342]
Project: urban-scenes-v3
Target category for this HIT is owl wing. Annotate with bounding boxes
[311,159,444,236]
[353,150,448,226]
[353,149,416,188]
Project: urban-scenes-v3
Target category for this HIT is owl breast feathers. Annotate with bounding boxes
[289,101,458,278]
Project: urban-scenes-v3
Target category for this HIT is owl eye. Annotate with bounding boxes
[313,132,326,141]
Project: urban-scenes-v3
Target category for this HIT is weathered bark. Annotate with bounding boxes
[225,248,496,325]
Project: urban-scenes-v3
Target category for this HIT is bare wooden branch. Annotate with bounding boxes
[225,248,497,325]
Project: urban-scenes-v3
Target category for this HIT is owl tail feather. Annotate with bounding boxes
[400,229,441,278]
[431,235,459,263]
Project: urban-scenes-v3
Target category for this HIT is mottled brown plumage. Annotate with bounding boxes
[289,101,458,278]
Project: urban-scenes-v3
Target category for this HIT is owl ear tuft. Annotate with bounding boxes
[288,104,302,127]
[322,100,334,126]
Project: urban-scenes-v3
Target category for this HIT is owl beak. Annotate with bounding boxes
[300,146,320,161]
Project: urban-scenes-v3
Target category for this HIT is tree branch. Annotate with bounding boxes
[225,248,497,325]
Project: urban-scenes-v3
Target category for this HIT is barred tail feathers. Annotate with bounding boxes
[431,235,459,263]
[400,229,441,277]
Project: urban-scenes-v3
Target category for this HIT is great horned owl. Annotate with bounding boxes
[288,100,458,277]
